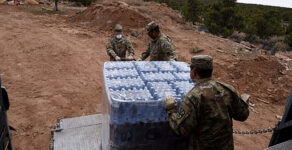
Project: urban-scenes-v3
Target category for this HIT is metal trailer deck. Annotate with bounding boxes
[51,90,292,150]
[51,114,102,150]
[51,114,292,150]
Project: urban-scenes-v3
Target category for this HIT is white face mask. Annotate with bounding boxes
[116,34,122,39]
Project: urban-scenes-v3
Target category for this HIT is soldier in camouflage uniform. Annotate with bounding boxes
[165,55,249,150]
[106,24,135,61]
[138,21,178,61]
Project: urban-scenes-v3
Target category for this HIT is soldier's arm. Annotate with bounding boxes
[161,41,178,61]
[106,39,118,58]
[231,92,249,121]
[126,39,135,56]
[140,43,151,60]
[166,95,198,136]
[216,81,249,121]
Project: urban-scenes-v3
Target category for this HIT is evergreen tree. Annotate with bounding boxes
[181,0,202,23]
[204,0,244,37]
[255,10,285,38]
[286,22,292,48]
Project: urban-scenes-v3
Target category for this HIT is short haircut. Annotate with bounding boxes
[191,65,213,78]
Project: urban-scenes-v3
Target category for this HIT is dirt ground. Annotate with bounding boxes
[0,1,291,150]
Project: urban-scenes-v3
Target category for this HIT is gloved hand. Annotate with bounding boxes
[164,96,177,111]
[115,56,121,61]
[128,55,134,60]
[137,58,142,61]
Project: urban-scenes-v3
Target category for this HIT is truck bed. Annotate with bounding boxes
[51,114,102,150]
[50,114,292,150]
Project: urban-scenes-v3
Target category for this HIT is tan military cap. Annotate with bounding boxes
[146,21,159,33]
[115,24,123,32]
[191,55,213,70]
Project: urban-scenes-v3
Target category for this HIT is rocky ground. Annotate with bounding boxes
[0,1,291,150]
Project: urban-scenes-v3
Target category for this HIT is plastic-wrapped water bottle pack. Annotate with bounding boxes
[171,61,190,72]
[102,61,193,150]
[110,87,153,101]
[141,72,177,82]
[173,81,195,99]
[147,82,180,100]
[105,62,135,69]
[173,72,191,81]
[153,61,177,72]
[134,62,158,72]
[105,77,145,90]
[104,68,139,78]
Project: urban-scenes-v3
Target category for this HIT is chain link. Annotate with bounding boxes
[233,120,284,134]
[233,127,275,134]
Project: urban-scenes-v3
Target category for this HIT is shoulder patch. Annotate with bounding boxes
[177,107,186,119]
[175,100,192,125]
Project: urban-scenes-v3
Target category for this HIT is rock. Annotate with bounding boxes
[0,0,6,4]
[217,50,224,53]
[248,102,255,107]
[241,93,250,103]
[249,107,258,113]
[189,46,204,54]
[117,1,129,7]
[276,114,282,120]
[130,29,141,38]
[23,0,39,5]
[240,41,252,51]
[256,98,270,104]
[8,1,14,5]
[199,31,206,35]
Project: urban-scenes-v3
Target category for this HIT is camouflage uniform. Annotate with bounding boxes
[165,55,249,150]
[106,24,135,61]
[106,37,135,61]
[140,22,178,61]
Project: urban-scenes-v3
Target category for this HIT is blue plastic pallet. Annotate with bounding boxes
[102,61,195,150]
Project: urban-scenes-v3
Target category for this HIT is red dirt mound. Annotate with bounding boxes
[71,1,151,32]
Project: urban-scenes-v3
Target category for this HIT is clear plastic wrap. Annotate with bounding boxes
[102,61,195,150]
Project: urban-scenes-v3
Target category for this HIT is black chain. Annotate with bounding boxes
[233,127,275,134]
[233,122,281,135]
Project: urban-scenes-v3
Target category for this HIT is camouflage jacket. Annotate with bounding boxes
[140,33,178,61]
[106,36,135,61]
[166,78,249,150]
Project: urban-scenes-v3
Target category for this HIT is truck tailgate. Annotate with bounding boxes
[51,114,102,150]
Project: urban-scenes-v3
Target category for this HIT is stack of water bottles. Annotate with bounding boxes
[173,72,192,81]
[102,61,194,150]
[173,81,195,100]
[171,61,190,72]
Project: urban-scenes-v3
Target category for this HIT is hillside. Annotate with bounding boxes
[0,1,291,150]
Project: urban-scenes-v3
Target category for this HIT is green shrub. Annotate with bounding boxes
[229,31,246,43]
[285,22,292,48]
[244,34,260,43]
[181,0,202,23]
[204,0,244,37]
[270,42,289,54]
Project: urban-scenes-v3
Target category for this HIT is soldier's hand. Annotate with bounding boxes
[164,96,177,111]
[137,58,142,61]
[115,56,121,61]
[128,55,134,60]
[169,59,175,61]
